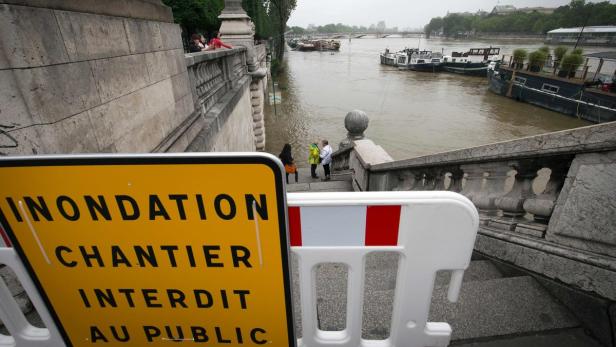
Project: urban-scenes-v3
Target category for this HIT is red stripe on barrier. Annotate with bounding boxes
[365,205,401,246]
[0,224,11,247]
[288,207,302,246]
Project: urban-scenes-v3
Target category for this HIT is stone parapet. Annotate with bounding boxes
[332,113,616,304]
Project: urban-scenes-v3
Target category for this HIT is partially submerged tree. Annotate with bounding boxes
[265,0,297,61]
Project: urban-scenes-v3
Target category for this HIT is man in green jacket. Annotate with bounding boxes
[308,143,320,179]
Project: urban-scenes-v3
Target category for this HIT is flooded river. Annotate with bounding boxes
[264,38,592,164]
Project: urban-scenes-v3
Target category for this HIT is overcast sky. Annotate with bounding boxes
[288,0,614,29]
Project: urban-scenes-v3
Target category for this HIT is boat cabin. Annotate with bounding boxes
[444,47,501,64]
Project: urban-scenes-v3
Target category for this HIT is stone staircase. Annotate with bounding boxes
[288,175,605,346]
[286,169,354,193]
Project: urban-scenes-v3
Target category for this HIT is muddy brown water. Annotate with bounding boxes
[265,38,594,166]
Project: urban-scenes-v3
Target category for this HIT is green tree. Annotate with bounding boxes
[162,0,224,38]
[243,0,273,40]
[265,0,297,61]
[424,0,616,36]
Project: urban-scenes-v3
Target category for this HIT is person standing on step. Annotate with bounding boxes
[308,142,320,179]
[320,139,333,181]
[279,144,298,184]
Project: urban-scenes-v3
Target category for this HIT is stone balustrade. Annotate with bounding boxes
[332,115,616,303]
[186,48,248,118]
[157,46,268,152]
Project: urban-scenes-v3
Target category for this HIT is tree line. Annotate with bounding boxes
[425,0,616,37]
[288,21,400,35]
[161,0,296,60]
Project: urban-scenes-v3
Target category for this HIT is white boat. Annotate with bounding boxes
[407,51,443,72]
[442,47,501,76]
[380,49,396,66]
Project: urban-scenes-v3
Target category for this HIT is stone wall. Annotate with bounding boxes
[0,0,194,155]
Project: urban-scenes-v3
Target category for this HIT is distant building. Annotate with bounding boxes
[491,5,516,15]
[491,5,555,15]
[546,26,616,47]
[519,7,555,15]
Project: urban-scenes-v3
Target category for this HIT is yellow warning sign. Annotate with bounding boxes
[0,155,295,347]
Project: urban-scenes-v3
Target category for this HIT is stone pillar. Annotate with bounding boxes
[219,0,268,151]
[219,0,257,70]
[339,110,370,149]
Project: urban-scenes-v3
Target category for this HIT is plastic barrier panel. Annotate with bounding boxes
[288,191,479,347]
[0,190,478,347]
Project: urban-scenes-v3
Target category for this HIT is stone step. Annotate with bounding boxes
[292,256,579,342]
[451,328,603,347]
[287,180,353,192]
[434,260,507,288]
[430,276,580,341]
[358,276,580,341]
[330,170,353,181]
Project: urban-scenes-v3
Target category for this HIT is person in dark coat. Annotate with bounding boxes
[279,144,298,184]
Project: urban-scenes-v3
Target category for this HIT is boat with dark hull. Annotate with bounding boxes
[380,48,418,68]
[380,49,397,66]
[443,48,501,76]
[487,54,616,123]
[408,51,443,72]
[296,39,341,52]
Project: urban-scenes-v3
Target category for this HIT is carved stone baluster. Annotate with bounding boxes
[447,167,464,192]
[393,171,423,191]
[472,163,510,225]
[516,159,570,238]
[460,164,485,206]
[490,160,539,231]
[425,169,444,190]
[411,172,426,191]
[434,168,449,190]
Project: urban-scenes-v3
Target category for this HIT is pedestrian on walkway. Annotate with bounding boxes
[320,139,332,181]
[279,144,298,184]
[308,143,320,179]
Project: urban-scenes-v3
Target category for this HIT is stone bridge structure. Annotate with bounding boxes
[286,32,424,40]
[0,0,268,156]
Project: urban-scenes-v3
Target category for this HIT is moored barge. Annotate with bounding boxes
[488,52,616,123]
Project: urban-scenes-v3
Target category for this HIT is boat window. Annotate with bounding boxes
[417,60,425,63]
[514,76,527,85]
[542,83,560,94]
[432,59,440,63]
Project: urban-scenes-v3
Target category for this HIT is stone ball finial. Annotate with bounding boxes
[345,110,369,140]
[339,110,369,149]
